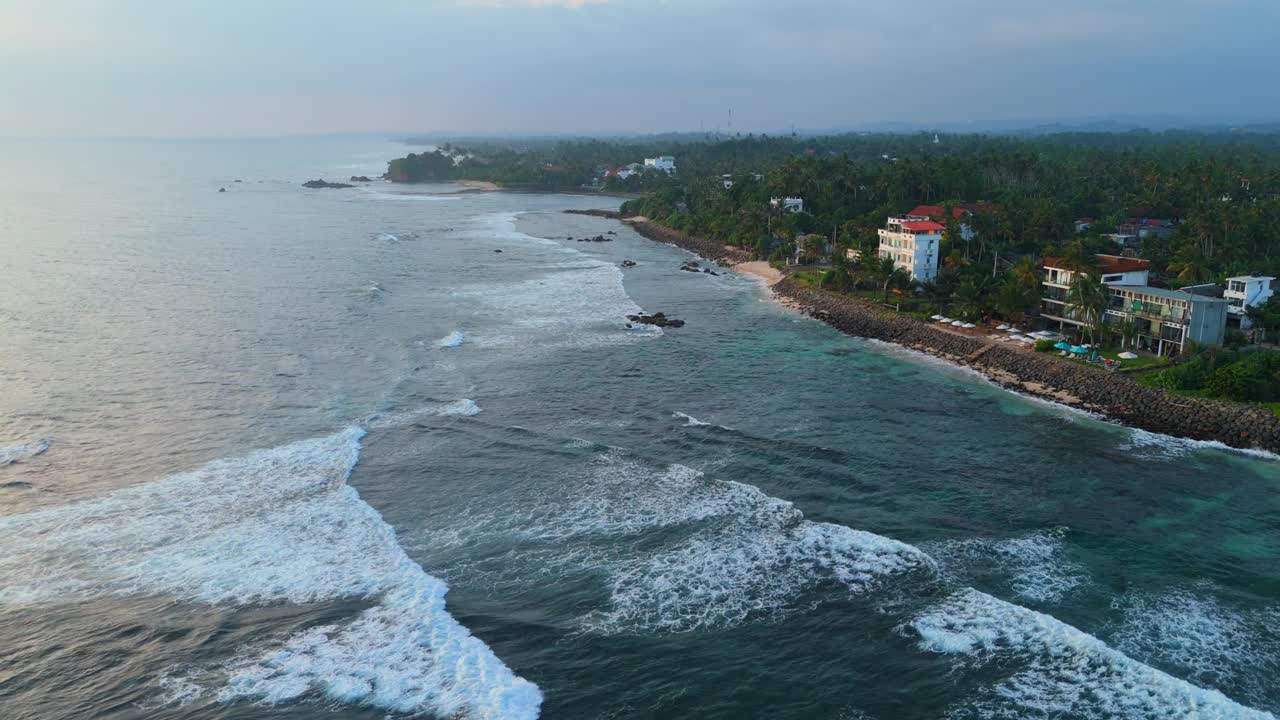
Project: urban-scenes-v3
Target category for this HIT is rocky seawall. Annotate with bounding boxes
[587,212,1280,453]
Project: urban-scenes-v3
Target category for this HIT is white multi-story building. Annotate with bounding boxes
[770,197,804,214]
[643,156,676,173]
[877,216,942,281]
[1224,275,1275,328]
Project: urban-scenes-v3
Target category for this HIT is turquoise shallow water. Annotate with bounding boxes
[0,138,1277,719]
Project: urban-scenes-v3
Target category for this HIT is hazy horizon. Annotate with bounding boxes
[3,0,1279,138]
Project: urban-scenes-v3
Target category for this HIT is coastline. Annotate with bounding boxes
[573,209,1280,454]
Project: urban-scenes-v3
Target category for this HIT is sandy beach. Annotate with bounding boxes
[459,179,500,191]
[732,260,783,286]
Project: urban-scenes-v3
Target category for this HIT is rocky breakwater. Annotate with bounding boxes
[625,220,753,267]
[774,278,1280,453]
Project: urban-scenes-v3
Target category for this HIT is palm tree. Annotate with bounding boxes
[873,256,896,301]
[1065,273,1107,344]
[1167,248,1213,284]
[994,278,1035,323]
[954,276,990,321]
[1057,239,1096,274]
[886,267,912,300]
[1011,255,1041,294]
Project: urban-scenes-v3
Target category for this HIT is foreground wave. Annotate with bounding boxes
[0,406,539,719]
[911,588,1273,719]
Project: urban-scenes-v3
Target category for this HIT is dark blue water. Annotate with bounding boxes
[0,138,1277,720]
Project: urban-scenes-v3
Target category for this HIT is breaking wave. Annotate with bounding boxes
[910,588,1273,719]
[1111,584,1280,709]
[504,453,934,633]
[366,399,482,429]
[0,418,537,719]
[926,527,1087,604]
[438,330,466,348]
[0,439,49,466]
[1120,428,1280,462]
[672,411,710,427]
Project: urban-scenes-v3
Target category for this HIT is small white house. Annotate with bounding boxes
[721,174,734,189]
[1225,275,1275,328]
[770,197,804,214]
[643,156,676,173]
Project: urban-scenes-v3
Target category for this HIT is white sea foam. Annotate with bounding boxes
[927,528,1087,604]
[366,399,482,428]
[0,427,538,718]
[438,329,466,348]
[911,588,1273,719]
[1111,584,1280,706]
[672,411,710,427]
[1120,428,1280,462]
[0,439,49,466]
[518,453,933,633]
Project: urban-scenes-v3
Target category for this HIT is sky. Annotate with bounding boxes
[1,0,1278,138]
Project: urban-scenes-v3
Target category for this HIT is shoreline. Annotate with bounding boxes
[573,209,1280,454]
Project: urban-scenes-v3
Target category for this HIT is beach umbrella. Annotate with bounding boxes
[1118,351,1138,359]
[931,314,944,320]
[1070,346,1088,354]
[962,323,976,329]
[997,324,1010,330]
[1004,327,1019,333]
[951,320,964,326]
[1054,341,1072,350]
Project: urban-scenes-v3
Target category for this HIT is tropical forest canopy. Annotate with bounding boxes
[390,130,1280,280]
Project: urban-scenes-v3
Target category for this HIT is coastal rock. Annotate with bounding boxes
[302,179,355,189]
[577,234,612,243]
[218,187,226,193]
[494,249,503,253]
[349,175,373,182]
[621,260,637,268]
[627,312,685,328]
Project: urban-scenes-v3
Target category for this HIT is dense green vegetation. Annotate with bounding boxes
[1145,347,1280,402]
[391,130,1280,330]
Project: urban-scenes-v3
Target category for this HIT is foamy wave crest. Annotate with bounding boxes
[438,330,466,348]
[366,399,482,428]
[927,527,1087,604]
[1111,584,1280,709]
[456,238,661,352]
[910,588,1273,719]
[0,429,539,718]
[525,454,932,633]
[0,439,49,466]
[672,411,710,427]
[1121,428,1279,462]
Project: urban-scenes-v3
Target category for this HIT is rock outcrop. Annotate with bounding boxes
[302,179,354,189]
[627,312,685,328]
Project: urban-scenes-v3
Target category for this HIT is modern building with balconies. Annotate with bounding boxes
[1040,254,1228,356]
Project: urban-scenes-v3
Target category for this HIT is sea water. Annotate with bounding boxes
[0,137,1277,719]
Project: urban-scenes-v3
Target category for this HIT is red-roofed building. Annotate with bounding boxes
[907,203,992,220]
[878,216,942,281]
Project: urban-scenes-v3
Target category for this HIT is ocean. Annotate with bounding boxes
[0,136,1278,720]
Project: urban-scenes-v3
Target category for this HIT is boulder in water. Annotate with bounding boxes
[349,175,373,182]
[626,312,685,328]
[302,179,355,189]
